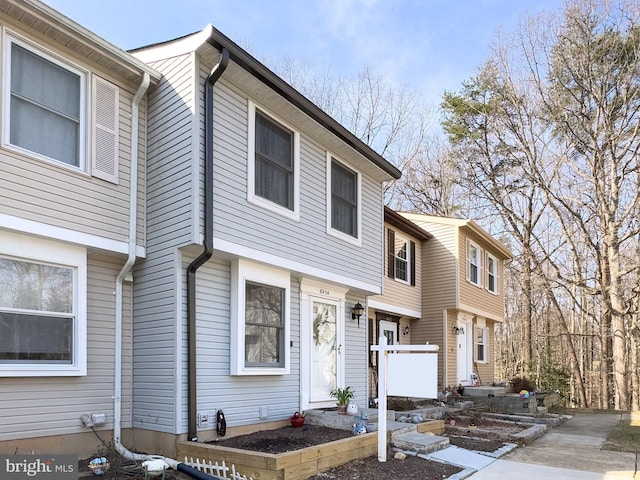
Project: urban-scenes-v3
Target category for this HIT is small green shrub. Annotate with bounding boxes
[508,376,536,393]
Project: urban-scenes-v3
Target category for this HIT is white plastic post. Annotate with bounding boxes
[377,335,388,462]
[370,337,439,463]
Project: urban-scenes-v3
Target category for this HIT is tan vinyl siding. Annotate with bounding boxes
[0,25,146,249]
[473,320,495,385]
[0,254,132,441]
[378,224,422,313]
[458,232,505,319]
[445,310,459,387]
[410,223,456,353]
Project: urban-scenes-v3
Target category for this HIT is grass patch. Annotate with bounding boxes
[603,420,640,452]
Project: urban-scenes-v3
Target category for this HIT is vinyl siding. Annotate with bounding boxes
[0,253,133,441]
[191,257,302,428]
[378,224,422,314]
[0,26,147,249]
[211,73,384,289]
[344,295,368,404]
[131,53,197,433]
[445,310,458,387]
[473,320,495,385]
[408,222,457,356]
[458,232,505,320]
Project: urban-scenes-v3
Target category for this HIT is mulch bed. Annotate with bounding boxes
[213,424,464,480]
[211,425,353,453]
[312,450,463,480]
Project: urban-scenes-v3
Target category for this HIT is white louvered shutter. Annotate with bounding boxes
[92,76,119,183]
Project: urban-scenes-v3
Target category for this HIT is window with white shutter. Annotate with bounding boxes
[91,76,119,183]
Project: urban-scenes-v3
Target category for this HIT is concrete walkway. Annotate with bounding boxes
[468,413,638,479]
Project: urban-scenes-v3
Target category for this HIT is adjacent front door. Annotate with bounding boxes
[300,280,348,410]
[310,299,342,402]
[456,323,471,385]
[379,320,397,346]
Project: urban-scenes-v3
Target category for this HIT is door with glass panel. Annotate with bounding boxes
[310,299,343,403]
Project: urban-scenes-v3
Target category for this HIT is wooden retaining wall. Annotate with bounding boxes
[177,432,378,480]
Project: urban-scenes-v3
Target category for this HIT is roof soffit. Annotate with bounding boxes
[2,0,160,86]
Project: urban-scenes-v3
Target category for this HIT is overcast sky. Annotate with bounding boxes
[46,0,564,107]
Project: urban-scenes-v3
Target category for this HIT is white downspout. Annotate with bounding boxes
[113,72,171,464]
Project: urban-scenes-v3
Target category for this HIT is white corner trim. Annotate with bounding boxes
[0,213,145,257]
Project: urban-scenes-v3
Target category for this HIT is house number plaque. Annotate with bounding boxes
[319,288,330,295]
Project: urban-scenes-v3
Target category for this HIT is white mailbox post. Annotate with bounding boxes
[370,336,439,462]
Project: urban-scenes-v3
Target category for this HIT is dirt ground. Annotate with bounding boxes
[81,420,509,479]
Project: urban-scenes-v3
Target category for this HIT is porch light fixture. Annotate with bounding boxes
[351,302,365,327]
[453,326,464,335]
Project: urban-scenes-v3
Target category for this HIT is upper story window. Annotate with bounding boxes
[7,38,85,168]
[248,102,300,220]
[0,232,87,376]
[327,155,361,245]
[3,33,120,183]
[468,241,481,287]
[487,253,498,294]
[231,259,290,375]
[387,229,415,285]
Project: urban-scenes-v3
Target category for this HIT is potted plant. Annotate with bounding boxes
[330,386,355,415]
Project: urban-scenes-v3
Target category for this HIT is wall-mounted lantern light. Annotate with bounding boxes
[402,326,410,336]
[453,325,465,335]
[352,302,365,327]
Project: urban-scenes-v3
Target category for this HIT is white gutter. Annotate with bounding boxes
[112,72,174,465]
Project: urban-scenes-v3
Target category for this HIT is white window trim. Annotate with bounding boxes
[247,100,300,221]
[467,240,482,287]
[393,231,410,285]
[230,259,290,375]
[2,30,87,173]
[475,325,488,363]
[0,231,87,376]
[326,152,362,247]
[486,253,499,295]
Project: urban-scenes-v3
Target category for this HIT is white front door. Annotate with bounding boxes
[379,320,397,346]
[456,323,471,385]
[309,298,343,403]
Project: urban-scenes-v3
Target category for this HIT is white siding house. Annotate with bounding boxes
[130,25,400,454]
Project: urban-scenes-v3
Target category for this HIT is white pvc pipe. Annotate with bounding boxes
[112,72,175,465]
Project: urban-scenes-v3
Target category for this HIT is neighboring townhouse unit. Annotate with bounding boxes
[0,0,160,455]
[398,213,513,391]
[130,26,400,455]
[367,207,432,401]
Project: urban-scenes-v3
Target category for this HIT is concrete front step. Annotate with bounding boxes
[392,432,450,454]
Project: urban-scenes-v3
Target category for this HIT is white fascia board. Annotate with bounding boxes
[0,213,145,257]
[367,298,421,319]
[214,237,381,295]
[131,25,214,64]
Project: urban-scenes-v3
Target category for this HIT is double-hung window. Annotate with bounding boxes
[231,259,290,375]
[6,37,84,168]
[487,253,498,294]
[387,229,416,286]
[0,232,86,376]
[4,34,120,183]
[328,155,361,244]
[468,241,481,286]
[476,326,487,362]
[248,102,300,220]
